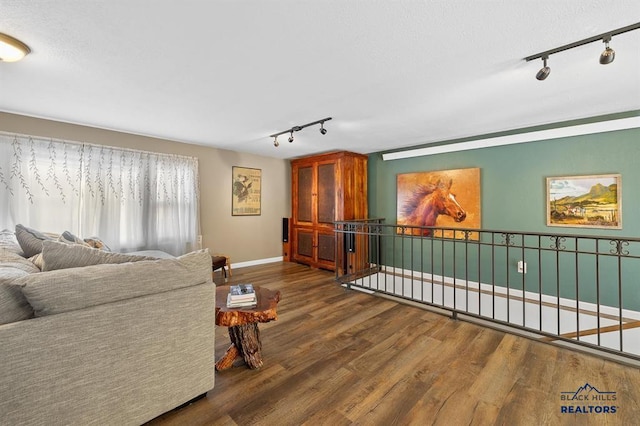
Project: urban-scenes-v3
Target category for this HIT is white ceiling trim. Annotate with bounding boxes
[381,116,640,161]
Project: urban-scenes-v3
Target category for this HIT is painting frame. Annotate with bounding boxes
[546,174,621,229]
[232,166,262,216]
[396,167,481,239]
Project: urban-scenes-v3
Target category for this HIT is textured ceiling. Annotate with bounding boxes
[1,1,639,159]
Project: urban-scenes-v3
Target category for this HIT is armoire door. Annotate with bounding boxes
[295,164,314,226]
[316,161,336,226]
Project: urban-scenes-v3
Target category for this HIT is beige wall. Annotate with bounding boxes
[0,112,291,264]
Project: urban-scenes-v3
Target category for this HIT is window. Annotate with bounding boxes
[0,132,200,255]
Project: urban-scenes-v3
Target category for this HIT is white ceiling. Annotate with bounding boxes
[1,1,639,160]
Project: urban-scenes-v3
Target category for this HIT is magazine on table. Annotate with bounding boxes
[227,284,257,307]
[229,284,255,297]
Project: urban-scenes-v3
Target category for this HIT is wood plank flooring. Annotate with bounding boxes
[146,261,640,426]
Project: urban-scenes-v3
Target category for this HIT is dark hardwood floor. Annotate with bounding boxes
[147,261,640,425]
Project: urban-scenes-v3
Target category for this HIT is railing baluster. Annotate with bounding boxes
[538,235,542,333]
[596,239,601,348]
[520,235,525,327]
[478,232,482,317]
[453,230,457,311]
[491,232,496,320]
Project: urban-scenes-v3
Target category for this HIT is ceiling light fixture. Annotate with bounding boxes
[270,117,332,147]
[536,56,550,81]
[0,32,31,62]
[525,22,640,80]
[600,36,615,65]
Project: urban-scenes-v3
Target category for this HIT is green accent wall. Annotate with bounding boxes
[367,114,640,310]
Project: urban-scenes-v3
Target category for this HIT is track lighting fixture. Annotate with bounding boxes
[525,22,639,80]
[600,36,615,65]
[269,117,332,147]
[0,32,31,62]
[536,56,550,81]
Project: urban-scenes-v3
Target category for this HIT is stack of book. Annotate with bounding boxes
[226,284,257,308]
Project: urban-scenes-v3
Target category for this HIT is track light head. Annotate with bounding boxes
[536,56,550,81]
[288,131,294,143]
[273,136,279,147]
[320,122,327,135]
[600,37,615,64]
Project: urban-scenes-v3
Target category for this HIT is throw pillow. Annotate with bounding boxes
[14,224,57,258]
[83,236,111,251]
[0,249,41,274]
[0,229,24,256]
[40,240,157,271]
[29,253,44,270]
[59,231,91,247]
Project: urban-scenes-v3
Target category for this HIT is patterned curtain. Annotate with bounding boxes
[0,132,200,255]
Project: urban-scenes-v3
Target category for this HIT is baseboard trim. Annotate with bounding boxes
[231,256,283,269]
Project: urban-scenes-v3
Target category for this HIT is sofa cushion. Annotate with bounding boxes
[0,229,24,256]
[40,240,157,271]
[12,249,212,317]
[0,268,34,324]
[14,224,57,258]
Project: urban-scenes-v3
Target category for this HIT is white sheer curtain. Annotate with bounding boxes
[0,132,200,255]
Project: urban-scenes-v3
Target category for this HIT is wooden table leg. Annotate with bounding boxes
[215,343,240,371]
[228,323,263,369]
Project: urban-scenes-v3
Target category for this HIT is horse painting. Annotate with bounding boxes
[401,179,467,236]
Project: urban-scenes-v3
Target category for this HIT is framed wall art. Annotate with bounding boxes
[232,166,261,216]
[397,167,481,239]
[546,174,621,229]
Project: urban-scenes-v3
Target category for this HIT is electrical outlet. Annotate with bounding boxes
[517,260,527,274]
[197,235,203,249]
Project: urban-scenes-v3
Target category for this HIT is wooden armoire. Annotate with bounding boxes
[290,151,367,273]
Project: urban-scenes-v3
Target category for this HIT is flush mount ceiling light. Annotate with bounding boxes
[270,117,332,147]
[525,22,640,80]
[0,32,31,62]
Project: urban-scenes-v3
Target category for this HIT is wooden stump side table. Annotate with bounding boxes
[215,286,281,370]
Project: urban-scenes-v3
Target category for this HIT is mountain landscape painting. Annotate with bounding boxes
[547,174,621,229]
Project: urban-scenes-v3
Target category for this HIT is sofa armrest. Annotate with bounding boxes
[0,281,215,426]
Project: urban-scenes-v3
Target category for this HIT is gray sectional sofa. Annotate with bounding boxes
[0,227,216,425]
